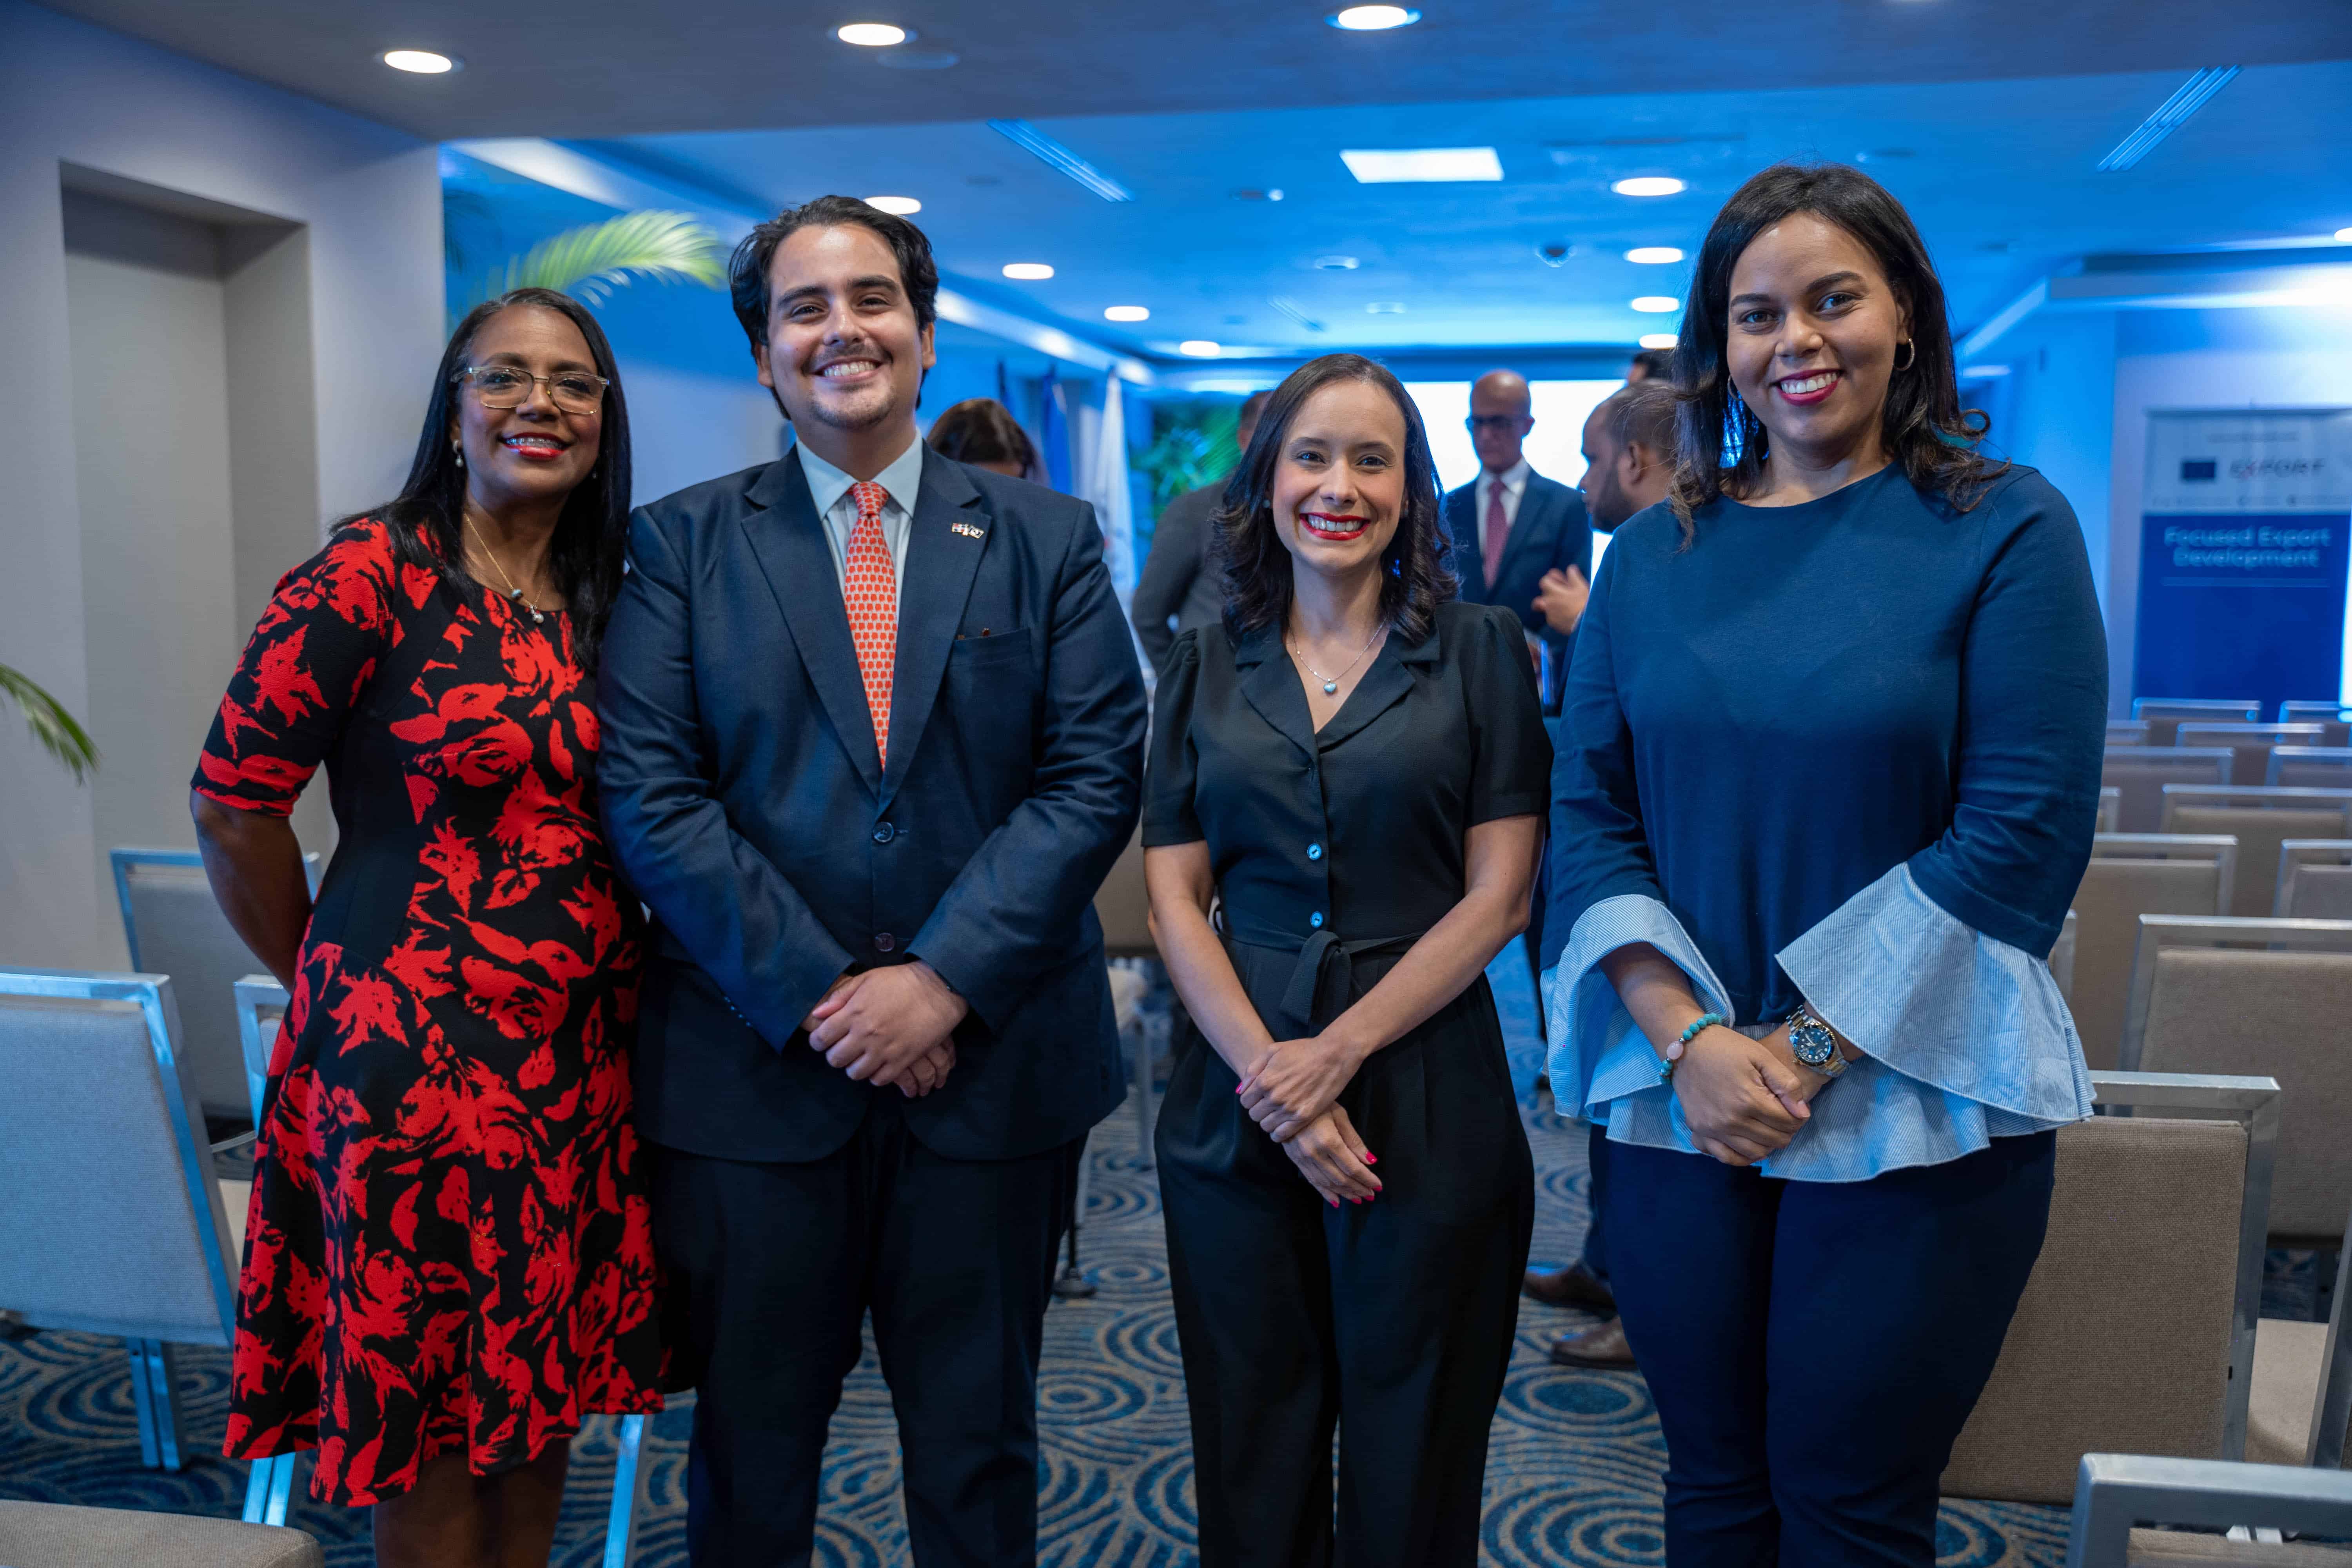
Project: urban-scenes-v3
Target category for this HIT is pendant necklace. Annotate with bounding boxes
[464,514,548,625]
[1289,622,1382,696]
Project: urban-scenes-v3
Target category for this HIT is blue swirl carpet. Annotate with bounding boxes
[0,944,2071,1564]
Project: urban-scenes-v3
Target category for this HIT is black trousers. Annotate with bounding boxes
[1157,985,1534,1568]
[1605,1132,2057,1567]
[651,1103,1082,1568]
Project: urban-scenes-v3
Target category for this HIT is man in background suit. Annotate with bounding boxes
[1523,376,1681,1372]
[1441,369,1593,708]
[1130,388,1269,671]
[597,196,1147,1567]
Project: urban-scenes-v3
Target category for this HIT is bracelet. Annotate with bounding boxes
[1660,1011,1726,1083]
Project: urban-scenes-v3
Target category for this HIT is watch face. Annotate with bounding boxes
[1792,1022,1835,1067]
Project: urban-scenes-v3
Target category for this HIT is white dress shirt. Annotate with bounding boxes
[1480,458,1531,534]
[796,434,926,595]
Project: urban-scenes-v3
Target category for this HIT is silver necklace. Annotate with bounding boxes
[464,515,548,625]
[1288,623,1382,696]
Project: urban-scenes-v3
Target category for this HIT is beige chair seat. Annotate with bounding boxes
[220,1176,250,1258]
[0,1500,321,1568]
[2248,1319,2329,1467]
[2126,1527,2352,1564]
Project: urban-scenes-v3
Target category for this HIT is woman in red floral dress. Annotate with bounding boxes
[191,288,662,1566]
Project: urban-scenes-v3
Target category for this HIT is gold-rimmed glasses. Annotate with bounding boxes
[456,364,609,414]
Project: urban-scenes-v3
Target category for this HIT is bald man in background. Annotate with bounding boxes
[1441,370,1593,709]
[1523,374,1679,1371]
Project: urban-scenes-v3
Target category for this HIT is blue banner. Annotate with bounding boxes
[2134,409,2352,716]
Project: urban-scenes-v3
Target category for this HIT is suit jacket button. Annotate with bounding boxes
[872,821,896,844]
[875,932,896,952]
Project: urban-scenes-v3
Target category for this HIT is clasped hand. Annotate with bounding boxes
[1672,1026,1822,1167]
[1236,1032,1368,1143]
[805,964,967,1098]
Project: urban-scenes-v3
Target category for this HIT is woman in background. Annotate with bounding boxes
[191,287,661,1568]
[926,396,1039,478]
[1546,163,2105,1565]
[1144,353,1546,1567]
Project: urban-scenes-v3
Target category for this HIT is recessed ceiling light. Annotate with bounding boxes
[1232,188,1286,202]
[2337,228,2352,242]
[1612,176,1686,198]
[1341,147,1502,183]
[1367,302,1406,314]
[835,22,909,45]
[1631,296,1680,313]
[1625,246,1684,265]
[1638,333,1678,350]
[1179,340,1223,358]
[1314,255,1361,270]
[1104,305,1151,322]
[1002,263,1054,281]
[1328,4,1421,27]
[864,196,922,215]
[1961,364,2013,377]
[382,49,457,73]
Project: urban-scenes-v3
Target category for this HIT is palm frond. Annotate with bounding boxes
[490,211,728,307]
[0,664,98,782]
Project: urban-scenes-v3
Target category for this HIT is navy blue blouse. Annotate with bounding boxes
[1548,463,2108,1025]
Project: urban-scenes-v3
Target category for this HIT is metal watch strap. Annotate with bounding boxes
[1788,1004,1848,1078]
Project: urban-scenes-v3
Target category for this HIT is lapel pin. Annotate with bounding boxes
[951,520,987,540]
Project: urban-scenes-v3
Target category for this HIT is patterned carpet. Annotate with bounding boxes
[0,942,2076,1565]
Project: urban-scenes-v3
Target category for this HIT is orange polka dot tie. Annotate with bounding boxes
[844,481,897,767]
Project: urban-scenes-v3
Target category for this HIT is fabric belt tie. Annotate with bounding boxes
[1232,927,1424,1039]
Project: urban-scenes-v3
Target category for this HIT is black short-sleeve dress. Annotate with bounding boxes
[1142,599,1548,1568]
[192,520,663,1506]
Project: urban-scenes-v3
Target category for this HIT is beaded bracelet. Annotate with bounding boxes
[1660,1011,1727,1083]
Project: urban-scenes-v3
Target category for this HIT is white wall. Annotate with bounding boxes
[0,0,442,967]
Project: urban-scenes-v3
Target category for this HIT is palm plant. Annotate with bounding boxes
[469,210,728,311]
[1,664,97,782]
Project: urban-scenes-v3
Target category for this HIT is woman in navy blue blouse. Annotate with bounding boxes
[1546,164,2106,1565]
[1145,355,1549,1567]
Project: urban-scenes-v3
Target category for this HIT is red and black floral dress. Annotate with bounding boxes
[192,518,662,1506]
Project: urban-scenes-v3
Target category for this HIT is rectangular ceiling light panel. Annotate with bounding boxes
[2096,66,2240,172]
[1339,147,1503,183]
[987,119,1133,202]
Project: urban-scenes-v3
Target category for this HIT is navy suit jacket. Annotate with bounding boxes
[597,448,1148,1164]
[1442,469,1593,691]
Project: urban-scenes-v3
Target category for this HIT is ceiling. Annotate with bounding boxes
[50,0,2352,358]
[39,0,2352,141]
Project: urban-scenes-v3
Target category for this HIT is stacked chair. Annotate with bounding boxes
[2068,835,2235,1069]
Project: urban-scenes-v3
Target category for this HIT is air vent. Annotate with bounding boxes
[2097,68,2240,172]
[987,120,1134,202]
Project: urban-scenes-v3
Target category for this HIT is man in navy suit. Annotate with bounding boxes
[597,196,1147,1567]
[1441,369,1595,708]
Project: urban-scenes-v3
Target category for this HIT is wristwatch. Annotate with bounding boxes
[1787,1003,1848,1079]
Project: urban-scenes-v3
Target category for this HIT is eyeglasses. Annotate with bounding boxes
[456,364,609,414]
[1465,414,1524,432]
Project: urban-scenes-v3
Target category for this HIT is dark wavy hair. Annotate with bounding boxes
[927,397,1038,476]
[728,194,939,350]
[1669,162,1998,536]
[360,288,632,666]
[1216,354,1455,643]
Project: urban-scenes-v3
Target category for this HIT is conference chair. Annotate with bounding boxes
[1093,827,1161,1161]
[1942,1072,2279,1508]
[2159,787,2352,924]
[2120,916,2352,1249]
[0,1501,321,1568]
[2109,721,2156,748]
[2101,787,2123,835]
[2279,701,2352,748]
[111,847,317,1126]
[2053,908,2081,1003]
[2272,749,2352,788]
[2278,843,2352,920]
[2105,749,2234,834]
[2069,836,2237,1070]
[2064,1455,2352,1567]
[2177,725,2330,788]
[2063,1205,2352,1563]
[2134,699,2264,747]
[0,968,296,1524]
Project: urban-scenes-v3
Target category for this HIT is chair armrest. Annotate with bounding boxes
[2067,1454,2352,1567]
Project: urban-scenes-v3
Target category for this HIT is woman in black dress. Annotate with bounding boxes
[190,289,662,1567]
[1143,354,1548,1568]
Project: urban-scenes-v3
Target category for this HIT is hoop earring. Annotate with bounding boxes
[1893,339,1916,372]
